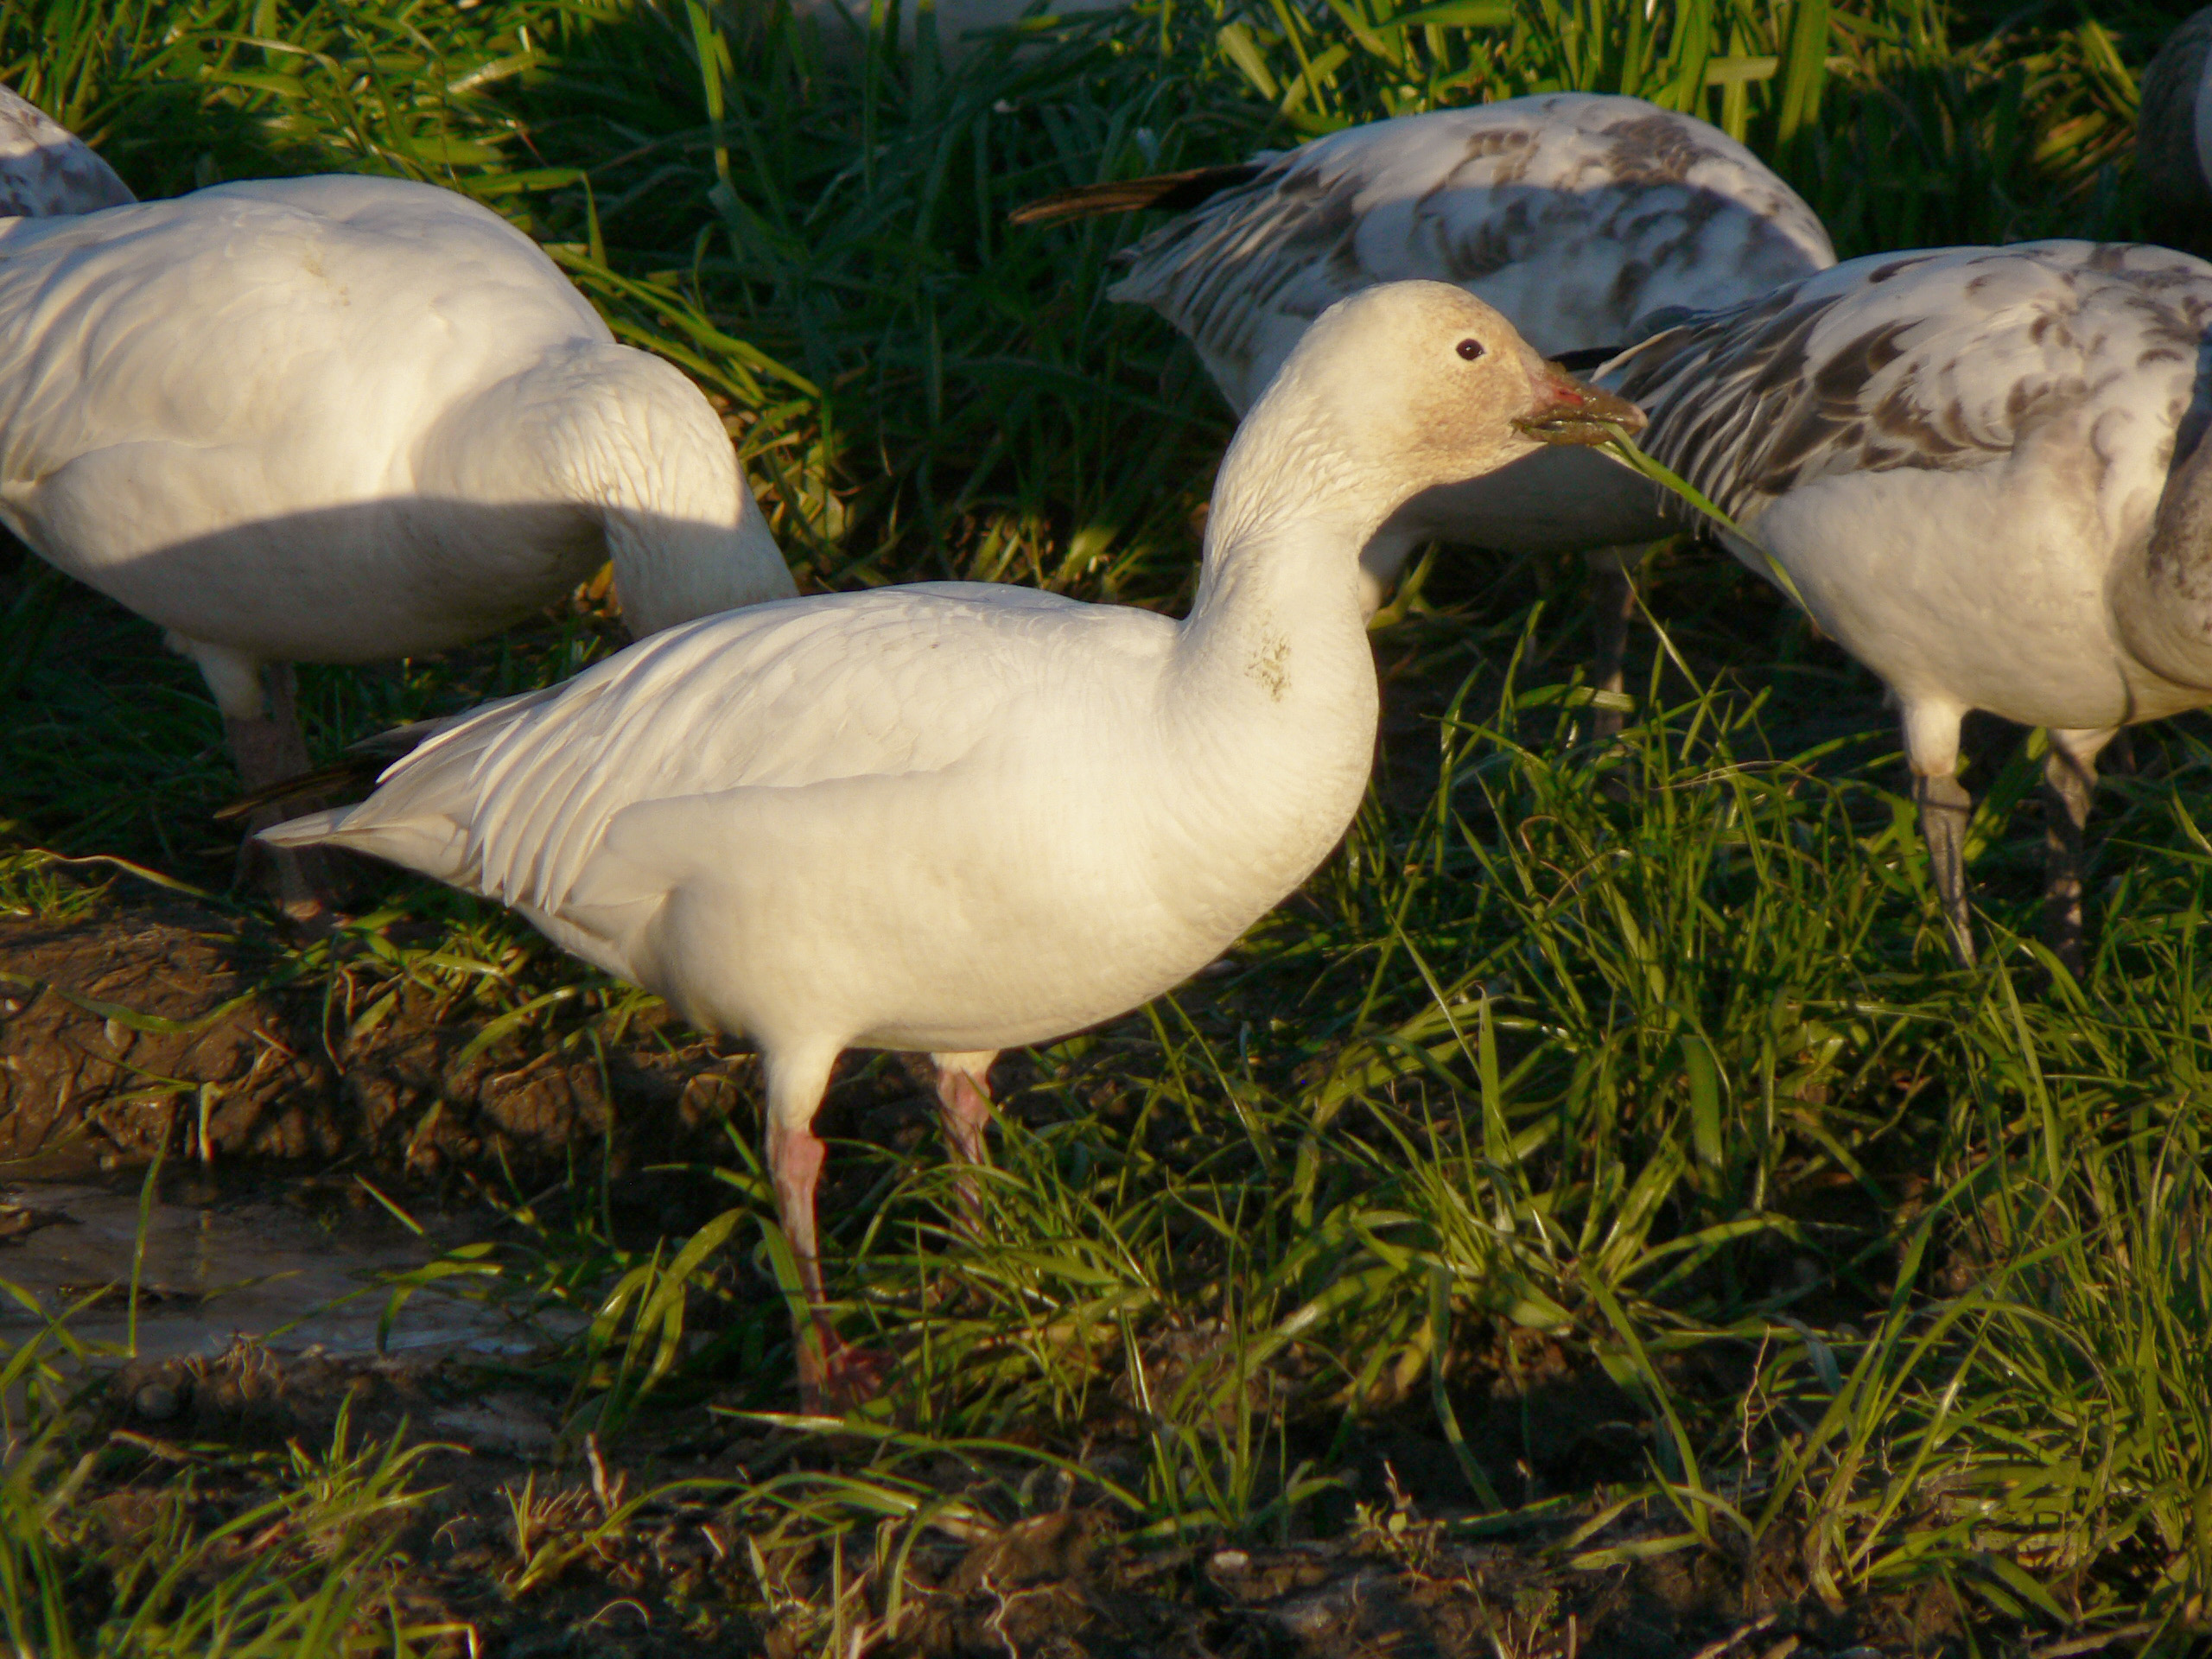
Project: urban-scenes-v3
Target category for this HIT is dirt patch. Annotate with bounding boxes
[0,891,750,1179]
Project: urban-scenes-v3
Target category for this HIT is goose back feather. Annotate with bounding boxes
[0,84,132,219]
[1111,93,1835,414]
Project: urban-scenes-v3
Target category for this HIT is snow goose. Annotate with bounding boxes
[2138,7,2212,227]
[1018,92,1833,702]
[0,165,795,907]
[1597,240,2212,969]
[260,281,1640,1408]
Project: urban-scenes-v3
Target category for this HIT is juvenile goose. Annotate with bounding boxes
[1598,240,2212,969]
[0,167,794,906]
[261,282,1637,1408]
[1020,92,1833,677]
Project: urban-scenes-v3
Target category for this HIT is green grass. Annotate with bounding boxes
[0,0,2207,1652]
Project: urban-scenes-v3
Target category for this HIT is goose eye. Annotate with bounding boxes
[1455,338,1485,361]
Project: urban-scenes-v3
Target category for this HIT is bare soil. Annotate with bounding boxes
[0,889,745,1179]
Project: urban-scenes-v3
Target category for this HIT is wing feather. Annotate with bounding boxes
[279,584,1170,918]
[1110,93,1834,410]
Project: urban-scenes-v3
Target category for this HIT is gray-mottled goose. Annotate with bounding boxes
[1598,240,2212,969]
[2138,6,2212,227]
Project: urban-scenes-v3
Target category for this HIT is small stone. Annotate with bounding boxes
[133,1383,180,1421]
[1211,1549,1250,1571]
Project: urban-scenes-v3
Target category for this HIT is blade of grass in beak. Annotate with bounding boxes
[1592,423,1810,614]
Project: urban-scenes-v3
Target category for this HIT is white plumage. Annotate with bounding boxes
[264,282,1638,1408]
[1599,240,2212,964]
[0,100,795,909]
[0,177,791,677]
[1096,93,1835,608]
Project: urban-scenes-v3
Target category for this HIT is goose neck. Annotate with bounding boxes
[1159,461,1382,878]
[424,343,795,636]
[2121,424,2212,692]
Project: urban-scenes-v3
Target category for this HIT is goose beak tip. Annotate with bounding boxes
[1514,367,1646,446]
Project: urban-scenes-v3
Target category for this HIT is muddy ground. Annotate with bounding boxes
[81,1336,1966,1659]
[0,887,2012,1657]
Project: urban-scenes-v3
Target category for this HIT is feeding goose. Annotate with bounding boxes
[0,105,794,912]
[1017,93,1833,713]
[261,282,1641,1410]
[1598,240,2212,971]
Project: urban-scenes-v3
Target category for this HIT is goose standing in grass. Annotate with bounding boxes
[1597,241,2212,971]
[1016,92,1833,712]
[262,282,1640,1409]
[0,99,794,912]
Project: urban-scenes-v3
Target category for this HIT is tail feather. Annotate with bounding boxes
[213,696,548,824]
[255,805,355,846]
[1007,163,1262,227]
[256,799,470,883]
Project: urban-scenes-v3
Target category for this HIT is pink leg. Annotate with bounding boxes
[931,1049,997,1223]
[765,1048,885,1414]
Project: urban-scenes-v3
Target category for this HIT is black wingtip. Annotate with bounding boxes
[1007,162,1263,226]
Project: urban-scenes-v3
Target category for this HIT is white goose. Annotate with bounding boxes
[1020,92,1834,679]
[0,97,794,906]
[261,282,1639,1408]
[1596,240,2212,969]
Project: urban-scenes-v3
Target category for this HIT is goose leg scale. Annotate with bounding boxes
[219,662,339,920]
[931,1051,999,1228]
[1914,772,1977,967]
[1585,547,1643,740]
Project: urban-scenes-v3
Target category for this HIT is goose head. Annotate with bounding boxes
[1211,280,1644,555]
